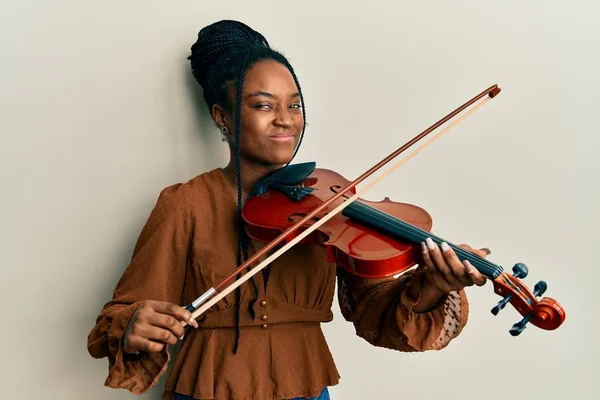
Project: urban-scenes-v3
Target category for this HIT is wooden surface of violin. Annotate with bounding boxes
[243,168,433,279]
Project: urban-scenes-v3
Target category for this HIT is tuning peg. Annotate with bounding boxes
[491,294,512,315]
[509,314,532,336]
[534,281,547,297]
[512,263,528,279]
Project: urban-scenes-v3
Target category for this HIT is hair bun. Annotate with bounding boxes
[189,20,270,86]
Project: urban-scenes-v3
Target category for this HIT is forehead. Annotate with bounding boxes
[243,59,298,95]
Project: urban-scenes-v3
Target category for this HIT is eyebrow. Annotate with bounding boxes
[247,91,301,99]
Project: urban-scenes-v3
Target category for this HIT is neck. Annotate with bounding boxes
[222,159,283,203]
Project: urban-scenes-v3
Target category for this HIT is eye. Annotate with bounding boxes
[290,103,302,109]
[253,103,272,109]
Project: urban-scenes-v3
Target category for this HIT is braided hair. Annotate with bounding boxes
[188,20,306,353]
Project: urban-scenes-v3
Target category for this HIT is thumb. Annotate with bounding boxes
[458,244,491,258]
[472,247,491,258]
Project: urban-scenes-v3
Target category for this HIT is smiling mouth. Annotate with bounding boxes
[269,134,295,142]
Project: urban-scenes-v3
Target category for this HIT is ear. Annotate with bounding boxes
[212,104,230,133]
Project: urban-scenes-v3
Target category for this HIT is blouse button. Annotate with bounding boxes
[261,315,268,321]
[260,300,267,306]
[262,324,268,329]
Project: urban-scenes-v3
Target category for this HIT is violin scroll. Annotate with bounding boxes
[491,263,566,336]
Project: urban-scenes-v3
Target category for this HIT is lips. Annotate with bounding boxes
[269,133,295,142]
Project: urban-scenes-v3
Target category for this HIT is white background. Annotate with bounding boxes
[2,1,597,399]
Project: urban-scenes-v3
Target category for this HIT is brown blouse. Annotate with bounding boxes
[87,168,469,400]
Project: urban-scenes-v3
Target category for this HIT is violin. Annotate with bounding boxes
[242,164,565,335]
[184,84,566,337]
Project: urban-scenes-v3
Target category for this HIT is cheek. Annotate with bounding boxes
[241,113,270,138]
[294,114,304,128]
[239,113,271,151]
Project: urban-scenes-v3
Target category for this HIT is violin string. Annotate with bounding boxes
[352,201,500,275]
[344,200,503,277]
[329,195,536,311]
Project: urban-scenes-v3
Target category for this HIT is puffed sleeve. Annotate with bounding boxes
[87,183,193,395]
[337,265,469,352]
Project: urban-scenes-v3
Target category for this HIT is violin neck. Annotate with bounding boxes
[342,200,502,279]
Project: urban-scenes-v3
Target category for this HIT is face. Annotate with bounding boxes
[214,59,304,169]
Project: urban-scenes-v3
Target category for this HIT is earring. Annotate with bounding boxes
[221,126,229,134]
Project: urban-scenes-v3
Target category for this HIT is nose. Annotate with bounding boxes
[273,108,294,128]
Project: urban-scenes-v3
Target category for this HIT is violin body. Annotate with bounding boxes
[243,167,432,279]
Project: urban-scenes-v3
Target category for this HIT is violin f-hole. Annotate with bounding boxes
[330,185,353,199]
[287,212,321,224]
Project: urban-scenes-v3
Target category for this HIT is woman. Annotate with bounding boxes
[87,20,489,400]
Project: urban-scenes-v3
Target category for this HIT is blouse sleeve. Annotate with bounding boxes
[87,183,193,395]
[337,264,469,352]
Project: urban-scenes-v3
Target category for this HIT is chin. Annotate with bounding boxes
[266,151,295,166]
[269,144,297,162]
